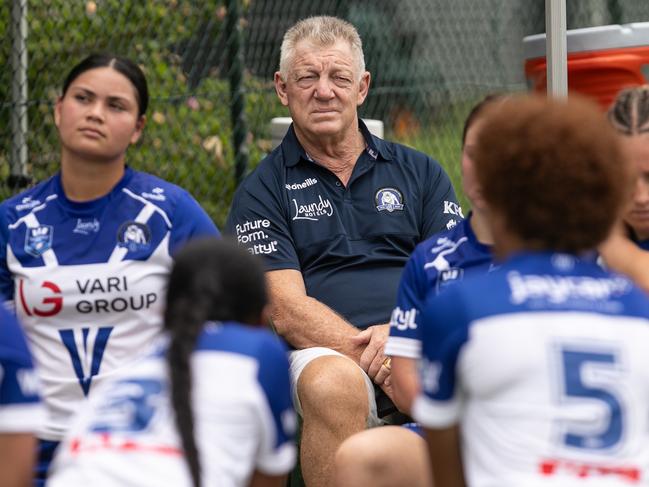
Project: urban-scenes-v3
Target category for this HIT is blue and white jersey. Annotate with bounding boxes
[413,252,649,486]
[386,214,492,359]
[49,322,296,487]
[0,167,219,440]
[0,301,43,433]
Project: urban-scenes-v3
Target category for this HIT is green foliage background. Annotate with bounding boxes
[0,1,288,226]
[5,1,643,225]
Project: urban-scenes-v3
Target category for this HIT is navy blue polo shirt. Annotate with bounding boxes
[226,120,461,329]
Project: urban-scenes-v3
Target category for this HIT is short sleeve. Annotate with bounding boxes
[254,335,296,475]
[168,190,220,256]
[420,159,463,239]
[412,289,468,429]
[226,174,300,271]
[385,248,429,359]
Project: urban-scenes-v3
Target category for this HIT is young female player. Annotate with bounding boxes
[0,53,219,484]
[49,238,295,487]
[335,94,504,487]
[416,95,649,486]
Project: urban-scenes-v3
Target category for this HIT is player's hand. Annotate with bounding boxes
[350,324,390,383]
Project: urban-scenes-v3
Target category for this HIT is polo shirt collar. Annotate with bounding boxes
[281,119,393,167]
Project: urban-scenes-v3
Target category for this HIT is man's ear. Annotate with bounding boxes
[357,71,371,106]
[274,72,289,107]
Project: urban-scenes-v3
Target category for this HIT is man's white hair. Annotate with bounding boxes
[279,16,366,81]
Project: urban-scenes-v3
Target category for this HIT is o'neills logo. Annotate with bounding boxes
[285,178,318,190]
[292,195,334,221]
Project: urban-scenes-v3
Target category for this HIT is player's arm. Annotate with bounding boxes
[253,335,297,484]
[412,290,469,486]
[0,308,42,487]
[267,269,366,363]
[599,229,649,292]
[425,425,466,487]
[0,433,37,487]
[390,356,419,414]
[385,251,428,413]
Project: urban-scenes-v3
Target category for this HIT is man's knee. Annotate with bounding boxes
[297,355,368,417]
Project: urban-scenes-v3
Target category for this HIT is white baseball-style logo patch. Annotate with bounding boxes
[375,187,404,213]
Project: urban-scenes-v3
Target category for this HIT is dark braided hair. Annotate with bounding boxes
[165,238,267,487]
[608,85,649,136]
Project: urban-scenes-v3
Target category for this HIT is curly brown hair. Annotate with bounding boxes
[474,94,631,253]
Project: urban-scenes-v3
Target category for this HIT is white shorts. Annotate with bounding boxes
[289,347,383,427]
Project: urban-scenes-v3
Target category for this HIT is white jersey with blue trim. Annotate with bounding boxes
[0,302,44,433]
[0,168,219,440]
[49,322,296,487]
[386,214,493,359]
[413,252,649,486]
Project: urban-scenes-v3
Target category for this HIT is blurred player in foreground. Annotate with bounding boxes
[0,303,43,487]
[334,94,503,487]
[48,238,295,487]
[414,95,649,486]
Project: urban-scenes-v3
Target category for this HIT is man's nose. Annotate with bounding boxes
[314,76,335,99]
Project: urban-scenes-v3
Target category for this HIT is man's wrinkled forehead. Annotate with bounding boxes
[289,38,361,76]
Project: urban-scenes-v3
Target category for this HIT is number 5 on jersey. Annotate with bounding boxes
[557,347,624,451]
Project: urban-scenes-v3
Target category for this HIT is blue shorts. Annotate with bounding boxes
[35,439,59,487]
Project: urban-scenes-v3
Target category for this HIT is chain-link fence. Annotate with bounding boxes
[2,0,649,224]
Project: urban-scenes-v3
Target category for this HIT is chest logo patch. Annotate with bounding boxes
[25,225,53,257]
[117,221,151,252]
[73,218,100,235]
[375,187,404,213]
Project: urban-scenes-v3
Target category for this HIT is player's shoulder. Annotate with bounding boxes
[195,321,288,362]
[0,175,59,221]
[126,169,194,204]
[455,252,649,320]
[414,219,471,260]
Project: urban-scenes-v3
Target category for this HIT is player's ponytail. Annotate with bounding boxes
[164,238,268,487]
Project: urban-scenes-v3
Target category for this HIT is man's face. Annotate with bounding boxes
[274,39,370,141]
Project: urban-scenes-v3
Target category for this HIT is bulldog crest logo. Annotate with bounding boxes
[375,187,404,213]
